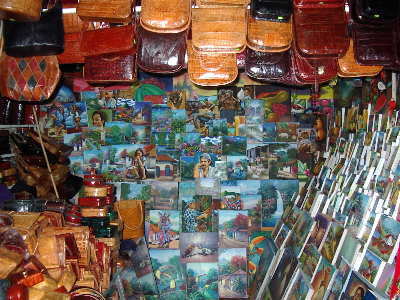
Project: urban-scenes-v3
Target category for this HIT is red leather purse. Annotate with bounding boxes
[292,44,338,84]
[57,33,84,64]
[293,5,349,57]
[80,25,135,57]
[83,49,137,83]
[294,0,344,8]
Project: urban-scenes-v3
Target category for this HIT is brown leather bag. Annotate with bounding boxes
[247,15,292,52]
[57,33,84,64]
[338,39,383,77]
[0,0,42,21]
[293,5,349,57]
[77,0,135,23]
[245,48,290,80]
[80,25,135,57]
[83,49,137,83]
[140,0,191,33]
[192,7,246,53]
[0,55,61,102]
[115,200,144,240]
[187,41,238,86]
[195,0,249,6]
[136,24,187,74]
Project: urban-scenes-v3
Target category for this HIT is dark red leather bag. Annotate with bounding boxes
[292,44,338,84]
[80,24,135,57]
[57,32,84,64]
[136,25,187,74]
[352,0,399,24]
[245,48,290,80]
[83,49,137,83]
[293,6,349,57]
[352,22,396,66]
[294,0,344,8]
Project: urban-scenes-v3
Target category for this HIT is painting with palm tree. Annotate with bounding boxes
[187,263,218,300]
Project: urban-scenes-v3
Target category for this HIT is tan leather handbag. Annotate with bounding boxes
[77,0,135,23]
[115,200,145,239]
[0,0,42,21]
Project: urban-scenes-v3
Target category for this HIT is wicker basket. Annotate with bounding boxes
[140,0,191,33]
[187,41,238,86]
[338,39,383,77]
[247,15,292,52]
[192,7,246,53]
[77,0,134,23]
[0,0,42,21]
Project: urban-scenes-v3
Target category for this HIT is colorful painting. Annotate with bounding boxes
[298,244,321,280]
[254,85,291,122]
[326,257,351,300]
[187,263,218,300]
[247,143,270,180]
[245,99,265,124]
[340,271,377,300]
[310,257,335,300]
[320,222,345,263]
[262,123,277,142]
[218,210,249,248]
[218,248,248,298]
[284,269,310,300]
[222,136,247,156]
[268,143,298,179]
[63,102,88,132]
[182,195,213,233]
[180,232,218,263]
[220,182,242,210]
[149,249,186,294]
[147,210,180,248]
[307,214,330,249]
[238,180,262,232]
[151,181,179,210]
[227,156,249,180]
[359,250,382,283]
[276,122,299,142]
[368,215,400,262]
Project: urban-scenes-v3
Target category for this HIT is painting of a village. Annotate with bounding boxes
[218,210,249,248]
[218,248,248,298]
[187,263,219,300]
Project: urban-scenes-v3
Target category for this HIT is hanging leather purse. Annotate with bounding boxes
[250,0,292,22]
[192,7,246,53]
[0,0,42,21]
[80,24,135,57]
[294,0,344,8]
[57,33,84,64]
[136,24,187,74]
[187,41,238,86]
[338,39,383,77]
[292,44,337,84]
[83,49,137,83]
[140,0,191,33]
[4,1,64,57]
[115,200,144,240]
[195,0,249,7]
[352,22,396,66]
[0,55,61,102]
[245,48,290,80]
[293,5,349,57]
[77,0,135,23]
[352,0,399,24]
[247,15,292,52]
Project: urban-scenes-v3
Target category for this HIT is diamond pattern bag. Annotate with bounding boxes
[0,55,61,102]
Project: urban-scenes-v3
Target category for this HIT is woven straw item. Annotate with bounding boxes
[77,0,134,23]
[338,39,383,77]
[247,15,292,52]
[140,0,191,33]
[195,0,249,7]
[187,41,238,86]
[0,0,42,21]
[192,7,246,53]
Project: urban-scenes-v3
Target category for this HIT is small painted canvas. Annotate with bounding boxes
[195,178,221,199]
[64,132,83,151]
[275,224,290,249]
[180,232,218,263]
[268,143,298,179]
[221,182,242,210]
[119,238,154,278]
[359,250,383,284]
[147,210,180,249]
[262,123,277,142]
[63,102,88,132]
[227,156,249,180]
[69,154,84,175]
[81,127,102,150]
[186,262,218,300]
[245,99,265,124]
[87,109,112,128]
[284,269,310,300]
[254,85,291,122]
[120,182,152,208]
[182,195,213,233]
[222,136,247,156]
[152,106,173,132]
[104,121,133,145]
[151,132,179,147]
[83,149,104,172]
[261,179,299,230]
[246,124,264,144]
[239,180,263,232]
[149,249,186,294]
[218,248,248,298]
[131,125,151,144]
[326,257,351,300]
[376,263,395,296]
[298,244,321,280]
[166,90,186,110]
[207,119,229,137]
[292,211,314,244]
[340,271,377,300]
[307,214,330,249]
[218,210,249,248]
[368,215,400,262]
[247,143,270,180]
[276,122,299,142]
[309,257,335,300]
[178,133,201,156]
[248,232,270,285]
[170,109,187,134]
[151,181,179,210]
[200,136,223,155]
[320,222,345,263]
[268,248,298,300]
[156,146,180,181]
